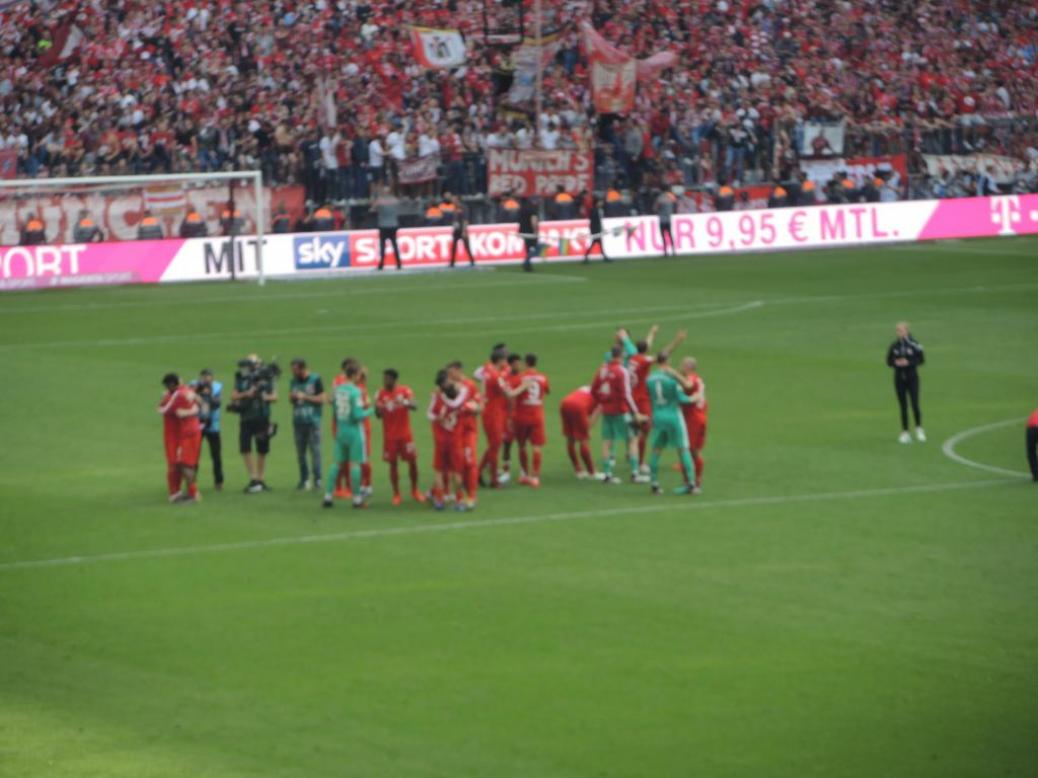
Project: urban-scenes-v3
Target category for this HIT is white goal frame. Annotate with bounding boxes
[0,170,267,285]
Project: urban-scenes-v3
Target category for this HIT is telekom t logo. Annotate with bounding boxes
[989,196,1021,236]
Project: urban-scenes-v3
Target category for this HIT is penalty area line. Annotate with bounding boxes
[0,478,1014,573]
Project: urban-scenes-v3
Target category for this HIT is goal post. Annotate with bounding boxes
[0,170,267,286]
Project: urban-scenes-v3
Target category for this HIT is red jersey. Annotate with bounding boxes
[476,362,508,417]
[628,353,654,403]
[376,385,415,441]
[591,361,638,415]
[1028,408,1038,428]
[505,371,523,419]
[163,385,201,438]
[681,372,708,427]
[561,386,597,416]
[513,369,550,423]
[160,390,178,442]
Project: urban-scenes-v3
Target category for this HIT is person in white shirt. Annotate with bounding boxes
[418,132,440,158]
[539,121,560,150]
[368,136,385,185]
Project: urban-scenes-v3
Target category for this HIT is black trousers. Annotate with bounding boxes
[523,238,537,271]
[659,220,675,255]
[378,227,401,269]
[449,231,473,266]
[1026,426,1038,481]
[204,430,224,486]
[894,372,922,430]
[584,236,607,261]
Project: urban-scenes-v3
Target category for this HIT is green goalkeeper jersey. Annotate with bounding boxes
[646,370,691,422]
[331,382,372,433]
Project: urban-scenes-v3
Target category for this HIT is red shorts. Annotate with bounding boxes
[176,433,202,467]
[433,442,455,473]
[482,409,506,446]
[514,419,546,447]
[560,407,590,442]
[503,415,516,444]
[383,437,416,462]
[687,421,706,452]
[164,434,179,465]
[635,396,651,429]
[363,419,372,458]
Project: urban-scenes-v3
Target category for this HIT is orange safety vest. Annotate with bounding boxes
[554,193,574,204]
[718,186,734,198]
[222,209,242,219]
[873,177,884,187]
[772,187,787,199]
[841,179,855,190]
[606,189,622,203]
[141,216,159,227]
[314,207,332,220]
[802,180,815,192]
[502,199,520,210]
[78,218,95,228]
[185,212,203,223]
[26,219,43,231]
[426,206,443,220]
[440,202,456,213]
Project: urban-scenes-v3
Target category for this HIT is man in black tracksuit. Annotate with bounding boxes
[583,195,610,263]
[887,322,925,443]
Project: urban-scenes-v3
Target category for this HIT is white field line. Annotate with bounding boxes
[0,478,1014,573]
[0,300,745,352]
[941,418,1031,478]
[4,281,1038,353]
[0,274,585,316]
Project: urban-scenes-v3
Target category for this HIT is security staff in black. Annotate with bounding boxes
[447,195,474,267]
[583,195,610,263]
[518,198,538,273]
[886,322,925,443]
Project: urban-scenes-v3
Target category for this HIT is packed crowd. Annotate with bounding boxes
[1,0,1036,199]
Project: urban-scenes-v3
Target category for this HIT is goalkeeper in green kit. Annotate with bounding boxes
[645,352,698,496]
[323,362,374,509]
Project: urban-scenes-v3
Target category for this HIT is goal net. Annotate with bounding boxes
[0,170,267,284]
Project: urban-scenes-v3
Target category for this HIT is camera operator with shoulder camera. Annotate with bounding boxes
[191,368,224,491]
[230,354,279,493]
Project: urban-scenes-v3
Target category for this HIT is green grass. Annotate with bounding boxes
[1,237,1037,777]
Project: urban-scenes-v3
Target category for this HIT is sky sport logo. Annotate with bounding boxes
[293,235,350,270]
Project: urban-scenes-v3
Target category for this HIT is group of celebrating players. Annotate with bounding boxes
[158,325,708,510]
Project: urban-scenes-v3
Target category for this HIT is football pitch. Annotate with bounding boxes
[1,237,1036,777]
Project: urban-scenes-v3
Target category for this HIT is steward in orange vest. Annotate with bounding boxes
[137,211,164,239]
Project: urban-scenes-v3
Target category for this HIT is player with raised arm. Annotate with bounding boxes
[158,373,204,504]
[645,354,697,495]
[591,345,647,484]
[323,362,374,509]
[375,369,425,506]
[474,346,509,488]
[560,385,600,478]
[508,354,550,488]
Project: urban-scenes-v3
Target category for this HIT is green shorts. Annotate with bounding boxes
[650,416,688,450]
[332,429,367,464]
[601,413,632,440]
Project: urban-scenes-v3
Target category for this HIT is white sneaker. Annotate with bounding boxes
[603,474,623,485]
[497,471,511,485]
[915,427,926,442]
[575,471,590,480]
[360,486,374,498]
[631,473,652,484]
[638,463,651,476]
[593,472,608,481]
[898,431,911,444]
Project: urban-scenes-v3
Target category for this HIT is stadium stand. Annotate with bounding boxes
[1,0,1035,225]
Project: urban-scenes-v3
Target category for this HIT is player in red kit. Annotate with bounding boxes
[158,373,203,503]
[509,353,550,487]
[591,345,647,483]
[499,352,523,483]
[474,346,509,487]
[446,360,482,504]
[678,356,708,492]
[426,370,456,510]
[560,385,600,478]
[357,365,374,498]
[627,325,659,474]
[375,368,425,506]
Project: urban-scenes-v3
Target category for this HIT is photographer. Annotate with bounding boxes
[191,368,224,491]
[231,354,279,493]
[289,358,326,490]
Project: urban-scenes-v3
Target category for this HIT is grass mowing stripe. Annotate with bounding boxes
[0,478,1014,573]
[941,418,1031,479]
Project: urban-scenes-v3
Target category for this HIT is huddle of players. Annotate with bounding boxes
[158,329,707,507]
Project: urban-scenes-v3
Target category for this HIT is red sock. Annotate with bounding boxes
[637,435,647,465]
[694,455,704,486]
[407,458,419,491]
[532,450,542,478]
[579,442,595,474]
[518,447,529,475]
[566,440,580,471]
[467,465,478,500]
[187,481,198,498]
[432,483,444,503]
[166,466,181,495]
[361,462,372,488]
[389,460,400,496]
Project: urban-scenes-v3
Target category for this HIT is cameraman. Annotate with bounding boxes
[231,353,279,493]
[289,358,326,490]
[192,368,224,490]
